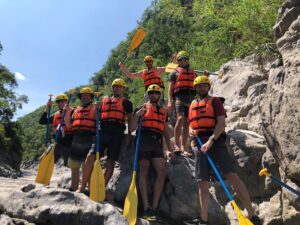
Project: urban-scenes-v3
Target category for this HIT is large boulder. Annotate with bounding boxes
[0,184,128,225]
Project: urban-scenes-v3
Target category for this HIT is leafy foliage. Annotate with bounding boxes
[18,0,284,160]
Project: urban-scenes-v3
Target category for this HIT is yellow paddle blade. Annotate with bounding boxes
[218,70,225,78]
[259,168,271,177]
[123,172,138,225]
[165,63,178,73]
[127,28,146,56]
[231,200,254,225]
[35,144,55,185]
[90,155,105,202]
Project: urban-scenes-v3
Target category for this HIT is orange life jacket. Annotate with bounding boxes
[53,110,73,134]
[189,97,217,135]
[72,105,96,132]
[142,103,167,133]
[173,66,196,93]
[100,96,126,123]
[143,67,164,89]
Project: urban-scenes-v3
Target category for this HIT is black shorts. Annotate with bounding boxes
[69,134,95,162]
[174,95,194,117]
[138,130,164,161]
[54,143,71,166]
[92,131,124,161]
[195,136,235,182]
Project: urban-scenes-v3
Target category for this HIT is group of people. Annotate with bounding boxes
[39,51,261,225]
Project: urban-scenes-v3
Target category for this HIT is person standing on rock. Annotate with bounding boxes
[118,56,166,102]
[189,76,262,225]
[39,94,73,166]
[168,50,196,157]
[64,87,96,191]
[130,84,174,221]
[77,78,133,193]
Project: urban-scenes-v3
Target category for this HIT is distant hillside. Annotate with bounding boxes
[18,0,284,159]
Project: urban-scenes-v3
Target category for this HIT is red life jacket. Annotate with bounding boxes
[173,66,196,93]
[142,103,167,133]
[100,96,126,123]
[189,97,217,135]
[142,67,164,89]
[72,105,96,132]
[53,110,73,134]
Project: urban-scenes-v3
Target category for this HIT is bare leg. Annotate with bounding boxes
[181,115,189,152]
[77,154,95,192]
[226,173,255,218]
[139,159,151,210]
[105,159,115,186]
[151,158,167,209]
[174,113,184,149]
[198,181,209,222]
[71,168,80,191]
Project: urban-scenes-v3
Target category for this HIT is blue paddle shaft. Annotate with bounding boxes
[95,96,100,153]
[54,94,72,142]
[196,136,233,201]
[133,116,142,172]
[270,175,300,196]
[44,101,51,146]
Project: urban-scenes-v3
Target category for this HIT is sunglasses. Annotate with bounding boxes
[56,100,66,104]
[177,57,189,61]
[148,91,160,95]
[144,60,153,63]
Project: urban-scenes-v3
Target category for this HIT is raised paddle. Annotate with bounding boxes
[121,28,147,63]
[165,63,224,78]
[90,92,106,202]
[35,90,75,185]
[196,137,253,225]
[259,168,300,196]
[123,116,143,225]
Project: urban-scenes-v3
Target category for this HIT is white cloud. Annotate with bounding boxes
[15,72,26,81]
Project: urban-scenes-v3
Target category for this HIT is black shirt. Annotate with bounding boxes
[100,98,133,134]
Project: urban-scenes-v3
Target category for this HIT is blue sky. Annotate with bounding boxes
[0,0,151,118]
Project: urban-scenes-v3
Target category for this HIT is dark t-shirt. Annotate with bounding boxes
[169,68,196,101]
[134,104,168,137]
[100,98,133,134]
[39,111,73,147]
[211,97,226,117]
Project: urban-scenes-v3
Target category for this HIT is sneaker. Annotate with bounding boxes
[142,208,157,221]
[250,215,262,225]
[198,218,209,225]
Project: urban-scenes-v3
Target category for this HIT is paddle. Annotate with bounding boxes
[121,28,147,63]
[165,63,224,78]
[259,168,300,196]
[90,92,106,202]
[196,136,253,225]
[35,90,74,185]
[44,94,53,147]
[123,116,143,225]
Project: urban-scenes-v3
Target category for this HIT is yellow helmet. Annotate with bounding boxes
[176,51,189,60]
[111,78,126,88]
[77,87,94,98]
[55,93,68,102]
[193,76,211,87]
[144,55,154,62]
[147,84,161,93]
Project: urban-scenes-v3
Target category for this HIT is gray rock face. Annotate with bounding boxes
[0,184,128,225]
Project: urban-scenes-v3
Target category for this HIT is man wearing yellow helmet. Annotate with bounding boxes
[130,84,174,221]
[168,50,196,157]
[118,55,166,95]
[39,93,74,166]
[189,76,261,225]
[77,79,133,193]
[64,87,96,191]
